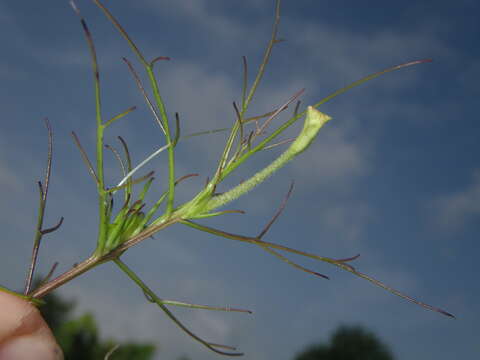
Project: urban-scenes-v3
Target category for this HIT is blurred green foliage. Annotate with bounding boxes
[38,288,155,360]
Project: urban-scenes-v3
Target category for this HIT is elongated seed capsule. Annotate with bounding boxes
[205,106,331,212]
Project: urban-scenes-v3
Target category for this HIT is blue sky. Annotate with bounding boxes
[1,1,478,359]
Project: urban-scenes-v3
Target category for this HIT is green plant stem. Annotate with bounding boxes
[157,299,251,313]
[93,0,176,217]
[29,254,99,298]
[24,186,47,294]
[215,0,281,179]
[242,0,280,112]
[96,125,108,256]
[145,66,175,216]
[114,258,243,356]
[29,217,179,299]
[75,0,109,256]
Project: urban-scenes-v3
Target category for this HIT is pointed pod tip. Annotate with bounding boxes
[440,309,456,318]
[314,272,330,280]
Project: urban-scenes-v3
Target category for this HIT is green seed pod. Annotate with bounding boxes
[205,106,331,212]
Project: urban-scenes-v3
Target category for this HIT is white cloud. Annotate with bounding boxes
[291,19,451,86]
[320,202,374,243]
[160,61,238,132]
[0,158,21,193]
[144,0,246,43]
[431,170,480,230]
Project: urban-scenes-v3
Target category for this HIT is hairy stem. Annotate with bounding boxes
[30,217,180,298]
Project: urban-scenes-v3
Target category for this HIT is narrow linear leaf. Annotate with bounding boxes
[114,259,244,356]
[181,220,454,318]
[104,105,136,128]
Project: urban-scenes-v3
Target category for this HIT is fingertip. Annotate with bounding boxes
[0,291,63,359]
[0,335,63,360]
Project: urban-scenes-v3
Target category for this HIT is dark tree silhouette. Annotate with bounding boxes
[38,288,156,360]
[294,325,394,360]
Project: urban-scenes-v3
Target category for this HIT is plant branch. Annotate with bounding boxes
[24,118,63,295]
[71,0,111,255]
[181,220,454,318]
[103,105,137,128]
[114,258,243,356]
[29,217,180,299]
[218,59,433,183]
